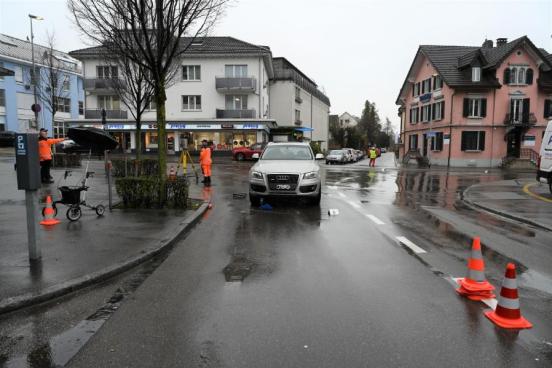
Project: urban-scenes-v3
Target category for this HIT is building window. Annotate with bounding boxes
[0,62,4,80]
[504,66,533,85]
[146,98,156,110]
[55,97,71,113]
[53,120,66,138]
[472,67,481,82]
[431,132,444,151]
[421,104,431,122]
[97,65,118,79]
[461,131,485,151]
[421,78,431,94]
[409,134,418,151]
[295,109,301,123]
[295,86,301,100]
[463,98,487,118]
[182,65,201,81]
[0,89,5,107]
[409,107,419,124]
[182,95,201,110]
[432,101,445,120]
[14,66,23,83]
[544,99,552,118]
[433,75,443,90]
[509,98,530,123]
[98,95,120,110]
[63,77,70,91]
[225,95,247,110]
[78,101,84,115]
[225,65,248,78]
[0,115,5,131]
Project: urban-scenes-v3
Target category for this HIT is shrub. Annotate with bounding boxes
[53,153,82,167]
[112,158,159,177]
[115,176,188,209]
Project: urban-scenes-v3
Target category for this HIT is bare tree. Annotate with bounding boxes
[68,0,228,187]
[107,53,155,160]
[39,32,71,135]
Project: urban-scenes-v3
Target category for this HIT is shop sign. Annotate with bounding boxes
[522,135,535,147]
[169,123,187,129]
[107,124,125,130]
[242,123,259,129]
[443,133,451,145]
[221,123,234,129]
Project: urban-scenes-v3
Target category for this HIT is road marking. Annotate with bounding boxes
[338,192,346,198]
[453,278,497,309]
[347,200,361,209]
[365,214,385,225]
[523,183,552,203]
[327,185,338,190]
[396,236,427,254]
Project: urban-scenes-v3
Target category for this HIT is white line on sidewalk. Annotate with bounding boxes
[396,236,427,254]
[365,214,385,225]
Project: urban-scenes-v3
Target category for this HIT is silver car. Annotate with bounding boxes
[249,142,324,206]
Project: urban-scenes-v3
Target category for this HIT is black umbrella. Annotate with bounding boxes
[68,127,118,151]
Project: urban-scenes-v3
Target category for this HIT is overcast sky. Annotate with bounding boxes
[1,0,551,130]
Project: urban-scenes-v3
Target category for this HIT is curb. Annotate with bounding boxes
[0,202,210,316]
[462,186,552,232]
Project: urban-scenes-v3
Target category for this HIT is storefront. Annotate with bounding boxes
[67,120,275,154]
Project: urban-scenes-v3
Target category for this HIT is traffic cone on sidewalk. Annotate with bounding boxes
[485,263,532,329]
[456,237,495,300]
[40,196,60,226]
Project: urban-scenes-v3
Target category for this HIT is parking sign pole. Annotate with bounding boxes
[25,190,40,260]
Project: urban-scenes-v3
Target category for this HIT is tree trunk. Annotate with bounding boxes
[135,120,142,161]
[155,79,167,204]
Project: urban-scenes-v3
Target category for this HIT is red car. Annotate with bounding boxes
[232,143,265,161]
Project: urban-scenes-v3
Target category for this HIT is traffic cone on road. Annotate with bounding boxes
[40,196,60,226]
[456,237,495,300]
[485,263,532,329]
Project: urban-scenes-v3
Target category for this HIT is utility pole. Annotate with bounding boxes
[29,14,44,130]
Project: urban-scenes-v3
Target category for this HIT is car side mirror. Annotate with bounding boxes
[252,153,260,160]
[315,153,324,160]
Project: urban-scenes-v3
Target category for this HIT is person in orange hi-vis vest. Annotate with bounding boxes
[38,128,66,184]
[199,139,212,186]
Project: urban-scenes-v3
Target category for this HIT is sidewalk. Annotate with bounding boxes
[463,179,552,231]
[0,156,207,314]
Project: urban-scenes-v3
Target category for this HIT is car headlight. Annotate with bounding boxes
[250,171,264,180]
[303,171,318,179]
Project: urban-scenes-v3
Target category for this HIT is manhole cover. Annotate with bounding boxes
[223,256,255,282]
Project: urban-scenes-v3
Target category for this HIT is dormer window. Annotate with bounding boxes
[472,67,481,82]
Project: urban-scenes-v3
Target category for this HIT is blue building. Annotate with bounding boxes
[0,34,83,136]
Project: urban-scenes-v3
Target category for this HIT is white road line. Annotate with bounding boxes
[365,214,385,225]
[347,200,361,209]
[396,236,427,254]
[481,298,497,310]
[338,192,346,198]
[327,185,338,190]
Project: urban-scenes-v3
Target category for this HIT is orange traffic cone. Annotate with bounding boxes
[485,263,532,329]
[40,196,60,226]
[456,237,495,300]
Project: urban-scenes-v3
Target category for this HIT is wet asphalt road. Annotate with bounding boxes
[2,153,552,367]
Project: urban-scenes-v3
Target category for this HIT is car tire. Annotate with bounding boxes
[309,188,321,206]
[249,194,261,207]
[236,153,245,161]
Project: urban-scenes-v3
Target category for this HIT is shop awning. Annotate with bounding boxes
[295,127,314,132]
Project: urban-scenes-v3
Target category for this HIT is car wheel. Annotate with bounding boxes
[309,189,321,206]
[236,153,245,161]
[549,180,552,194]
[249,194,261,206]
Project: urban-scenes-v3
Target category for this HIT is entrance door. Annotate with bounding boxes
[422,134,428,157]
[507,130,521,158]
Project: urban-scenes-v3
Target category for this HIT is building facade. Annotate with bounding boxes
[269,57,330,150]
[396,36,552,167]
[0,34,83,135]
[338,112,359,128]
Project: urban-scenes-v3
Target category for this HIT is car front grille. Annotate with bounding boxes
[267,174,299,192]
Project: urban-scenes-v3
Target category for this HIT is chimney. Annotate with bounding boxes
[496,38,508,47]
[482,39,493,48]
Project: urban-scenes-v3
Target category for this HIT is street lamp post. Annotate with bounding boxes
[29,14,43,130]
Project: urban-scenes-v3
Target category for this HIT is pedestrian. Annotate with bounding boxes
[199,139,212,186]
[369,146,377,167]
[39,128,66,184]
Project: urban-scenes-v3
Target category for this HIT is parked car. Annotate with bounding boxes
[537,120,552,194]
[380,148,387,153]
[249,142,324,206]
[326,149,347,165]
[342,148,356,162]
[0,131,15,147]
[233,143,265,161]
[355,150,365,160]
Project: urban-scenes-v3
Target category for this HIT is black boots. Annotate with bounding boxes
[203,177,211,186]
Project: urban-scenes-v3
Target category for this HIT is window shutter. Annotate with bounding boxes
[428,78,432,91]
[545,99,551,118]
[410,108,413,123]
[416,107,420,123]
[479,131,486,151]
[463,98,469,117]
[412,85,415,97]
[431,103,436,120]
[504,68,510,85]
[461,131,467,151]
[509,99,515,122]
[441,101,445,120]
[481,99,487,117]
[522,98,530,122]
[526,68,533,85]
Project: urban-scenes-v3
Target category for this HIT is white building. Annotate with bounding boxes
[269,57,331,150]
[338,112,359,128]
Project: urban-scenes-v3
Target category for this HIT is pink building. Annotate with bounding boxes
[396,36,552,167]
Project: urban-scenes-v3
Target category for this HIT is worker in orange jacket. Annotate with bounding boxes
[199,139,212,186]
[39,128,66,183]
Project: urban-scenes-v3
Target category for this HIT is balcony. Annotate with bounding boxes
[295,96,303,103]
[84,109,128,119]
[294,119,302,126]
[84,78,125,91]
[215,77,256,93]
[503,113,537,126]
[216,109,256,119]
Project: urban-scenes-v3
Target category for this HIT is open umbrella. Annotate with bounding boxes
[67,127,118,151]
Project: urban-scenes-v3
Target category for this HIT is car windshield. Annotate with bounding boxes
[329,150,343,155]
[261,145,313,160]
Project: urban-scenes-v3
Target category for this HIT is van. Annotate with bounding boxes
[537,120,552,193]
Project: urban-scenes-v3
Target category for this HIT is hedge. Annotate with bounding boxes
[115,176,188,209]
[112,158,159,177]
[53,153,82,168]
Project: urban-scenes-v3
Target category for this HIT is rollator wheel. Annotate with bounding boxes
[95,204,105,217]
[66,206,82,222]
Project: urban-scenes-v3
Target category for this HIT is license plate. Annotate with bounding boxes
[276,184,291,190]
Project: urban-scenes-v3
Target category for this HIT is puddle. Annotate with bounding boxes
[223,256,255,282]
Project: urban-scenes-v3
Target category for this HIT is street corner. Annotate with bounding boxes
[522,182,552,203]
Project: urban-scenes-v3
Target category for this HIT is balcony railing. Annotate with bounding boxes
[84,109,128,119]
[215,77,256,93]
[294,119,302,126]
[503,113,537,125]
[84,78,125,90]
[216,109,256,119]
[295,96,303,103]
